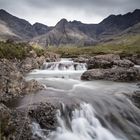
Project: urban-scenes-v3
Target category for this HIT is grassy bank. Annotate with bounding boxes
[47,45,140,58]
[0,41,45,59]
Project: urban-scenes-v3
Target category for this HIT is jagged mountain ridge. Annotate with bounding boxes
[0,9,140,46]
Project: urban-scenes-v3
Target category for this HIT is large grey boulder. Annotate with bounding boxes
[87,54,134,69]
[81,67,140,82]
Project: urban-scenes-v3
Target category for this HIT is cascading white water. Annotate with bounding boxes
[32,103,123,140]
[42,59,87,71]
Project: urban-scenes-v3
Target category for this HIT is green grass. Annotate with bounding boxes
[0,41,46,59]
[47,45,140,58]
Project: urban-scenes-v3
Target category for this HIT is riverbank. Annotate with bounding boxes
[0,42,60,139]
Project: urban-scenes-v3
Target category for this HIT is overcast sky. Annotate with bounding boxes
[0,0,140,26]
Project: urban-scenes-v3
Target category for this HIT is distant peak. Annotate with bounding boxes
[134,9,140,13]
[58,18,68,24]
[0,9,8,14]
[33,22,48,27]
[55,18,68,28]
[71,20,82,24]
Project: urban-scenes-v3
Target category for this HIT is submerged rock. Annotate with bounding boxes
[81,67,140,82]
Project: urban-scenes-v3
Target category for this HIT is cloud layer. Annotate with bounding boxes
[0,0,140,26]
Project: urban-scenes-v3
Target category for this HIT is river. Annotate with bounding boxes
[12,58,140,140]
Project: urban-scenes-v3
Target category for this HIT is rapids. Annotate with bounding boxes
[11,58,140,140]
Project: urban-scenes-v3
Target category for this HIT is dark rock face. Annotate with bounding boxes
[81,67,140,82]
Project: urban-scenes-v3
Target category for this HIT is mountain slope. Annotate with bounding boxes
[0,9,52,41]
[0,20,21,41]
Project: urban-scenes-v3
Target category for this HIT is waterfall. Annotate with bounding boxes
[42,59,87,71]
[32,103,123,140]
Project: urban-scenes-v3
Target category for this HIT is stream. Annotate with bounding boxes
[12,59,140,140]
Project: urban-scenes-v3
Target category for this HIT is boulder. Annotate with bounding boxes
[87,58,113,69]
[29,102,57,131]
[73,57,89,63]
[86,54,134,69]
[81,67,140,82]
[113,59,134,68]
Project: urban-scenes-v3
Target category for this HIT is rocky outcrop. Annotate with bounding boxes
[0,102,57,140]
[45,52,60,62]
[122,54,140,65]
[113,59,134,68]
[0,59,44,103]
[85,54,134,69]
[87,58,113,69]
[81,67,140,82]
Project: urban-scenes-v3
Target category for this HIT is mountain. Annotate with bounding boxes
[31,9,140,47]
[0,9,140,47]
[0,9,51,40]
[30,19,97,47]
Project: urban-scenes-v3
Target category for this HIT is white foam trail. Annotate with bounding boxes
[32,103,124,140]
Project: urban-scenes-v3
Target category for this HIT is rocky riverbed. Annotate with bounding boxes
[1,54,140,140]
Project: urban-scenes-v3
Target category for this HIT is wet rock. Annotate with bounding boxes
[129,90,140,109]
[23,80,44,94]
[81,67,140,82]
[0,102,58,140]
[29,102,57,131]
[0,103,32,140]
